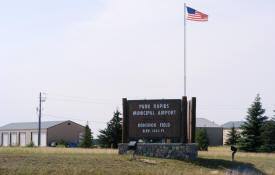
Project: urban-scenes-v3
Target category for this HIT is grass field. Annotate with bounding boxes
[0,146,274,175]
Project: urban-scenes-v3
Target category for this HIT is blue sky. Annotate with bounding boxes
[1,0,275,136]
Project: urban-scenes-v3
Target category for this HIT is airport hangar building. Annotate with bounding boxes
[0,120,84,146]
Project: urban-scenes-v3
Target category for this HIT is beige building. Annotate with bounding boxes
[0,120,84,147]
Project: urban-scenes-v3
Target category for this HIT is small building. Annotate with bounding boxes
[0,120,84,147]
[221,121,243,145]
[196,118,223,146]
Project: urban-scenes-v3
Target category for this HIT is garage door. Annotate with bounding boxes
[32,132,38,146]
[19,133,26,146]
[32,132,47,146]
[10,133,17,146]
[41,132,47,146]
[2,133,8,146]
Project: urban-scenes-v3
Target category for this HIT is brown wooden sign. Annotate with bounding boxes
[122,97,196,143]
[126,99,182,139]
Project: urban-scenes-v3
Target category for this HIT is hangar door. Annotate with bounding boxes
[10,133,17,146]
[32,132,38,146]
[41,133,46,146]
[19,133,26,146]
[32,132,47,146]
[2,133,8,146]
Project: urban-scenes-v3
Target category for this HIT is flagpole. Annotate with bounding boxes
[184,3,187,96]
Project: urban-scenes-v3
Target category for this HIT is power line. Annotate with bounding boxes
[46,97,116,104]
[43,113,108,124]
[43,92,165,102]
[44,93,118,101]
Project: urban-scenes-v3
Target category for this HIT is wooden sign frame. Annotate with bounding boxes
[122,96,196,143]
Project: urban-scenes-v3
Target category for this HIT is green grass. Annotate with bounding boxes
[0,146,274,175]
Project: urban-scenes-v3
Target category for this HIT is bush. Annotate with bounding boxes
[26,141,35,147]
[56,144,66,148]
[57,139,67,146]
[195,128,209,151]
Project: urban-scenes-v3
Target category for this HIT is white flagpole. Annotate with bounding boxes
[184,3,187,96]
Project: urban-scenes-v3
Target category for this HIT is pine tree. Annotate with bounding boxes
[79,124,93,148]
[225,125,240,145]
[195,128,209,151]
[238,94,268,152]
[258,120,275,152]
[98,109,122,148]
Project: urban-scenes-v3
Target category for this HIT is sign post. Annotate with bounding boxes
[122,98,128,143]
[181,96,188,143]
[189,97,196,143]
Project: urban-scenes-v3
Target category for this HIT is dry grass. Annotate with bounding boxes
[198,146,275,175]
[0,146,274,175]
[199,146,275,159]
[0,147,117,154]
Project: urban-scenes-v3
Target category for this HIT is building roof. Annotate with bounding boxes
[196,118,220,127]
[0,121,66,131]
[221,121,244,128]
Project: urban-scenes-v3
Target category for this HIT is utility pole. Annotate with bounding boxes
[38,92,42,146]
[38,92,46,146]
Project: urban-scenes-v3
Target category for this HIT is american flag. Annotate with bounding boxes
[186,7,208,22]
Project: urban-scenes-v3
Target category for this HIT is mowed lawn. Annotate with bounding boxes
[0,146,274,175]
